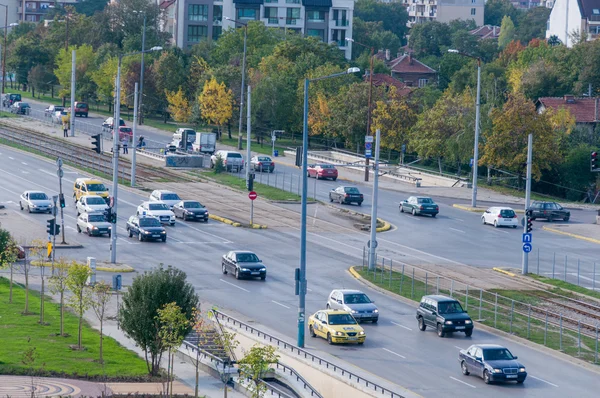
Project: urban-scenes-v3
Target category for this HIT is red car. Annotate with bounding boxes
[115,126,133,142]
[308,164,338,181]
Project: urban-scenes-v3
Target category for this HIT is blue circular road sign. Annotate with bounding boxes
[522,243,532,253]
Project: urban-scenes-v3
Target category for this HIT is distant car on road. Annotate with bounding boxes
[115,126,133,142]
[149,190,182,209]
[221,250,267,280]
[2,93,21,107]
[10,102,30,115]
[308,164,338,180]
[45,105,64,117]
[210,150,244,172]
[481,207,519,228]
[459,344,527,385]
[19,191,53,213]
[529,201,570,222]
[73,101,88,117]
[329,186,363,206]
[172,200,209,222]
[137,201,175,225]
[308,309,366,345]
[102,117,125,132]
[326,289,379,323]
[76,195,109,215]
[76,212,111,237]
[416,295,473,337]
[400,196,439,217]
[126,215,167,242]
[250,156,275,173]
[52,110,69,124]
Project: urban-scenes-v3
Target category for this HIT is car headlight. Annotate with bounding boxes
[518,367,526,373]
[108,226,112,229]
[373,309,379,313]
[161,231,166,234]
[143,230,151,234]
[351,310,358,314]
[241,268,250,271]
[260,268,266,271]
[445,321,453,325]
[359,331,365,335]
[31,205,37,208]
[493,369,503,374]
[334,331,344,336]
[92,226,98,230]
[465,320,472,324]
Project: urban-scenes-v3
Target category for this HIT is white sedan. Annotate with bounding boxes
[19,191,53,213]
[52,110,68,124]
[481,207,519,228]
[137,201,175,226]
[76,195,109,215]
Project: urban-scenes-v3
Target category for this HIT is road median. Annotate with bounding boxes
[453,203,525,213]
[542,225,600,245]
[492,267,517,277]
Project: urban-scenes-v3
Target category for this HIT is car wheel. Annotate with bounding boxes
[465,329,473,337]
[87,228,91,236]
[326,304,330,309]
[358,202,362,206]
[235,268,240,280]
[432,213,437,218]
[513,225,517,228]
[309,325,316,337]
[222,264,228,274]
[77,225,81,233]
[332,177,337,181]
[210,161,214,169]
[493,220,498,228]
[170,222,175,226]
[372,318,378,324]
[564,216,570,222]
[481,217,486,225]
[461,361,470,376]
[412,208,417,216]
[316,175,320,180]
[418,317,426,331]
[516,380,524,384]
[329,196,333,202]
[138,232,143,242]
[162,237,167,242]
[27,205,31,213]
[327,333,333,345]
[128,230,133,238]
[358,341,364,345]
[108,231,111,238]
[437,323,445,338]
[483,370,491,384]
[19,202,23,210]
[261,275,266,281]
[400,205,404,213]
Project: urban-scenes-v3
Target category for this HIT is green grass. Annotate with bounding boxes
[202,171,306,201]
[528,274,600,300]
[0,278,150,379]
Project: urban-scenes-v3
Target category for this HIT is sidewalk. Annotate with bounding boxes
[541,223,600,245]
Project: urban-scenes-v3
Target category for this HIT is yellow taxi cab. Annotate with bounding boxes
[308,309,365,345]
[73,178,109,203]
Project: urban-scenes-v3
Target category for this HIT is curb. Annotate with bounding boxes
[23,244,84,250]
[376,219,392,233]
[453,204,525,214]
[492,267,517,277]
[333,206,394,233]
[209,214,242,227]
[542,226,600,245]
[250,223,268,230]
[30,261,135,273]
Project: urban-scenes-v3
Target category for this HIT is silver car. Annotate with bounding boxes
[52,110,68,124]
[19,191,53,213]
[326,289,379,323]
[76,195,109,215]
[76,212,111,237]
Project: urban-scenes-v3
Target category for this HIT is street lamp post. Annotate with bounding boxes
[0,19,18,95]
[110,46,163,263]
[225,17,248,151]
[448,49,481,208]
[298,67,360,348]
[133,11,147,125]
[346,38,374,182]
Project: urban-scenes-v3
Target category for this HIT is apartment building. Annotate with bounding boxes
[401,0,484,27]
[546,0,600,47]
[7,0,78,23]
[160,0,354,59]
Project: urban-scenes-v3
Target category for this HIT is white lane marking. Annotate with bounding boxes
[8,157,14,160]
[118,237,133,244]
[176,221,232,243]
[492,229,510,235]
[450,217,464,222]
[37,168,75,183]
[382,348,406,359]
[271,300,290,309]
[220,279,250,292]
[449,227,465,234]
[168,236,183,243]
[529,375,558,387]
[449,376,476,388]
[172,241,231,244]
[312,205,318,227]
[391,321,412,331]
[21,162,28,165]
[21,171,29,174]
[454,346,464,350]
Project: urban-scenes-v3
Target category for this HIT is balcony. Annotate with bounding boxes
[334,19,349,26]
[267,17,278,24]
[25,7,49,14]
[286,18,298,25]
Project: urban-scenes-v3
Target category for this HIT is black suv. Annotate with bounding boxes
[416,295,473,338]
[529,201,570,222]
[126,215,167,242]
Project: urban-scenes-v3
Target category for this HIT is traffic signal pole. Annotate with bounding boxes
[522,133,533,275]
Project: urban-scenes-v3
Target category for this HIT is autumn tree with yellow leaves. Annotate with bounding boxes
[199,78,233,139]
[371,87,417,153]
[166,87,192,123]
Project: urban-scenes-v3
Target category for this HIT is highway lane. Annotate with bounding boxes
[2,146,599,398]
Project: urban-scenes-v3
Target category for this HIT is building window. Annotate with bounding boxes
[333,9,348,26]
[264,7,278,24]
[213,5,222,23]
[286,7,300,24]
[306,10,325,22]
[470,8,476,15]
[188,4,208,21]
[237,7,257,20]
[418,78,428,88]
[265,0,278,2]
[213,26,223,39]
[188,25,208,43]
[332,29,346,46]
[471,0,476,3]
[306,29,324,41]
[286,0,300,3]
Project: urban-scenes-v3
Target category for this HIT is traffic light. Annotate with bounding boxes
[92,134,101,154]
[59,193,65,208]
[104,207,111,222]
[247,173,255,191]
[54,224,61,236]
[295,147,303,167]
[46,219,55,235]
[592,151,599,172]
[526,210,533,233]
[110,211,117,224]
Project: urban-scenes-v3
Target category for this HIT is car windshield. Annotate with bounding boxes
[139,218,161,227]
[76,103,87,108]
[344,187,360,194]
[438,301,465,314]
[483,348,514,361]
[162,194,181,201]
[29,193,47,200]
[149,203,170,211]
[55,107,64,111]
[228,153,242,158]
[87,197,106,205]
[328,314,357,325]
[258,157,271,162]
[418,198,433,204]
[88,214,105,222]
[120,128,132,133]
[321,165,335,169]
[500,210,515,217]
[87,184,107,192]
[344,293,371,304]
[184,202,203,209]
[236,253,259,263]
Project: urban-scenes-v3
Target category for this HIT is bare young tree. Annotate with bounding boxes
[29,239,49,324]
[157,302,189,398]
[66,262,92,350]
[49,258,70,336]
[0,228,18,303]
[91,281,113,363]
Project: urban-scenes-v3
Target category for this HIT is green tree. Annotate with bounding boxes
[118,265,199,376]
[199,77,233,139]
[7,34,51,89]
[238,344,280,398]
[351,19,401,60]
[0,229,18,303]
[328,82,372,148]
[54,44,97,101]
[354,0,408,40]
[91,281,113,363]
[515,7,552,44]
[91,56,118,110]
[484,0,518,26]
[498,16,516,49]
[371,87,417,152]
[152,49,188,113]
[28,65,55,98]
[66,262,92,350]
[157,302,189,398]
[49,258,70,336]
[408,21,452,57]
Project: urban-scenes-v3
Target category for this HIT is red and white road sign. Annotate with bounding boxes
[248,191,258,201]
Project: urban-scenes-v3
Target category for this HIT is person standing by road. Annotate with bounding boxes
[62,119,69,137]
[122,136,128,154]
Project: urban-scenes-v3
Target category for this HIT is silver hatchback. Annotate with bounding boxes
[326,289,379,323]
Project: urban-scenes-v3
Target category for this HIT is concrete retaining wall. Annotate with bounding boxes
[165,155,205,168]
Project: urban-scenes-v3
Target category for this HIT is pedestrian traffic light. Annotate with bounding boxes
[46,219,55,235]
[59,193,65,208]
[92,134,101,154]
[592,151,599,172]
[247,173,255,191]
[54,224,61,236]
[110,212,117,224]
[104,207,111,222]
[526,210,533,233]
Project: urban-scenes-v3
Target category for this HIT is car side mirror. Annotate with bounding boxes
[513,356,518,359]
[475,357,482,362]
[431,311,437,316]
[337,300,342,304]
[321,320,327,324]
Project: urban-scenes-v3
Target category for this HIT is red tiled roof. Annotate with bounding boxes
[159,0,176,9]
[388,54,436,75]
[470,25,501,40]
[366,74,414,96]
[536,96,599,123]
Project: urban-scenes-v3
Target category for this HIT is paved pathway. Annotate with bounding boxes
[0,376,109,398]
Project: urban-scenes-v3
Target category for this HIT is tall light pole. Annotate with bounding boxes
[111,46,163,263]
[0,20,18,94]
[225,17,248,150]
[346,38,374,182]
[448,49,481,208]
[298,67,360,348]
[133,11,147,125]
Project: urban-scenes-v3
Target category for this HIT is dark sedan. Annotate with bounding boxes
[126,215,167,242]
[221,250,267,280]
[530,201,570,222]
[329,186,364,206]
[459,344,527,385]
[400,196,439,217]
[173,200,209,222]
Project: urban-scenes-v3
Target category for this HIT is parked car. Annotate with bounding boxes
[10,102,30,115]
[2,93,21,107]
[308,310,366,345]
[126,215,167,242]
[173,128,196,143]
[192,132,217,154]
[114,126,133,142]
[329,186,363,206]
[166,139,192,152]
[102,117,125,132]
[149,190,182,209]
[172,200,209,222]
[52,110,69,124]
[76,212,111,237]
[19,191,53,213]
[308,164,338,180]
[210,150,244,172]
[326,289,378,323]
[136,201,175,225]
[45,105,64,117]
[250,156,275,172]
[76,195,109,215]
[73,101,89,117]
[529,201,570,222]
[459,344,527,384]
[400,196,439,217]
[73,178,109,203]
[221,250,267,280]
[481,207,519,228]
[416,295,473,337]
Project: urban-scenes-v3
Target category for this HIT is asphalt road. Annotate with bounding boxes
[1,146,599,398]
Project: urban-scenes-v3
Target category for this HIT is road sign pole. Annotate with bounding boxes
[51,195,57,275]
[367,129,381,271]
[250,199,254,226]
[521,133,533,275]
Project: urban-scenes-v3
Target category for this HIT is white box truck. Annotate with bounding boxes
[193,132,217,155]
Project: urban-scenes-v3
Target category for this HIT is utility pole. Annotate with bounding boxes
[472,59,482,208]
[364,48,374,182]
[70,50,75,137]
[368,129,381,270]
[51,195,57,275]
[238,23,248,149]
[57,158,66,244]
[138,13,146,125]
[131,82,138,187]
[521,133,533,275]
[1,4,8,94]
[110,61,122,264]
[246,85,251,186]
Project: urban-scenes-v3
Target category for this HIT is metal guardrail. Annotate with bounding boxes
[210,309,406,398]
[275,362,323,398]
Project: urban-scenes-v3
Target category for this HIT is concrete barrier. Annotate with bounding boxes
[165,154,205,168]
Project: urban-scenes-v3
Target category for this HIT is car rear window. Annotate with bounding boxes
[87,197,106,205]
[88,214,105,222]
[417,198,433,204]
[228,153,242,158]
[87,184,107,192]
[76,103,88,108]
[162,193,180,201]
[258,157,271,161]
[321,165,335,169]
[344,187,360,194]
[149,203,169,211]
[500,210,515,217]
[120,128,132,133]
[140,218,161,227]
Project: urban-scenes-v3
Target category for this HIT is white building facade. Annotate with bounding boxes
[401,0,484,27]
[546,0,600,47]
